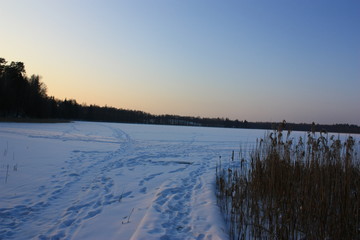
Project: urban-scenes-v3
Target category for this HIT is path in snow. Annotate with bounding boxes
[0,122,263,239]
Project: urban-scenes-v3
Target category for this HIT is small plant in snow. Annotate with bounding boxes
[122,208,134,224]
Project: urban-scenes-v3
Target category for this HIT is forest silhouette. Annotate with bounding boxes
[1,57,359,134]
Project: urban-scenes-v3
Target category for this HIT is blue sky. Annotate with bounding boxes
[1,0,359,125]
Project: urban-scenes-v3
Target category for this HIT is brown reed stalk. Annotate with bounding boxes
[216,126,360,240]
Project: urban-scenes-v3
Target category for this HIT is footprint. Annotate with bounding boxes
[140,187,147,194]
[85,209,102,219]
[121,191,132,198]
[68,173,79,177]
[61,218,75,228]
[169,168,186,174]
[37,192,46,198]
[144,172,163,181]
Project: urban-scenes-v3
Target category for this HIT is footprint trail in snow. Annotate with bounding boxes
[0,122,259,239]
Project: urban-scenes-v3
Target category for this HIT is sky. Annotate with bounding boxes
[1,0,359,125]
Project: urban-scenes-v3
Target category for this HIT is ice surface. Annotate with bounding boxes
[2,121,352,239]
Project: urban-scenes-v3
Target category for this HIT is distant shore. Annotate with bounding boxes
[1,117,360,135]
[0,117,71,124]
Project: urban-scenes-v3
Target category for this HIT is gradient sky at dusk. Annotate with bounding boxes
[1,0,359,125]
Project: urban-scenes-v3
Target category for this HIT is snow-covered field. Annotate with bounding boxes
[0,121,264,240]
[2,121,351,240]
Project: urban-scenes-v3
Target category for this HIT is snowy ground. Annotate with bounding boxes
[0,121,308,239]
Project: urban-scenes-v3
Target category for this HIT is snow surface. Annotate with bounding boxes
[1,121,351,240]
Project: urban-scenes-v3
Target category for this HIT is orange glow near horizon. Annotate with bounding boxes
[1,1,359,125]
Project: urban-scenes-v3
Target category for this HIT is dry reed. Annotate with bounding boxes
[216,123,360,240]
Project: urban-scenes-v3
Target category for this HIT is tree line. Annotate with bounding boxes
[1,57,359,134]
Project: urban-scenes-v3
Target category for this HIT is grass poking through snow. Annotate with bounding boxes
[216,123,360,239]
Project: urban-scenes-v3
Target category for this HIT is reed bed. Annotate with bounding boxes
[216,124,360,240]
